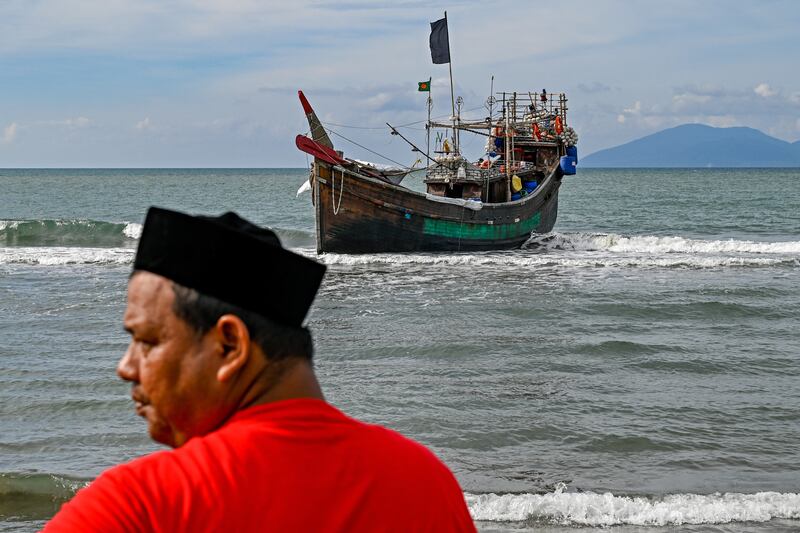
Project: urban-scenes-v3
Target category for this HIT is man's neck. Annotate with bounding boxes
[242,358,324,410]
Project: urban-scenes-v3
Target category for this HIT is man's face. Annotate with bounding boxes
[119,272,223,447]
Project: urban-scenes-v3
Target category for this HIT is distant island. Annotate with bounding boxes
[582,124,800,167]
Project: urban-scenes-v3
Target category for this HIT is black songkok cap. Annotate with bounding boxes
[133,207,326,328]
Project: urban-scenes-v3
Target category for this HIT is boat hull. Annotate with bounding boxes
[312,162,562,253]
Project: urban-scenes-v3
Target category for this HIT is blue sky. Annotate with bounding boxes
[1,0,799,167]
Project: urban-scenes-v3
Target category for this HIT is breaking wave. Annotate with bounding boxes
[0,247,134,265]
[0,219,141,247]
[315,232,800,270]
[0,219,313,250]
[466,487,800,527]
[2,229,798,269]
[524,232,800,255]
[0,472,88,519]
[4,472,797,528]
[273,228,316,248]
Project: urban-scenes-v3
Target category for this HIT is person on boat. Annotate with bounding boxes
[44,207,476,532]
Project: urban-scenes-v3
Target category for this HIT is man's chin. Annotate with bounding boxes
[143,412,178,448]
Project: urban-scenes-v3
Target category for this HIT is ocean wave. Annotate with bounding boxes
[316,252,796,270]
[122,223,142,239]
[0,219,315,251]
[525,232,800,255]
[0,219,140,247]
[0,472,88,519]
[0,473,87,499]
[2,229,798,270]
[466,486,800,526]
[1,472,797,528]
[273,228,316,248]
[0,247,134,265]
[310,232,800,270]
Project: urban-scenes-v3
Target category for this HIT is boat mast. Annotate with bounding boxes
[444,11,458,155]
[426,92,432,171]
[485,75,494,199]
[512,91,517,177]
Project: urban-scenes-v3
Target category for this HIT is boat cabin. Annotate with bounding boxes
[424,91,568,203]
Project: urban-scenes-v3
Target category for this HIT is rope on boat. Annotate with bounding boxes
[325,127,412,170]
[331,167,345,216]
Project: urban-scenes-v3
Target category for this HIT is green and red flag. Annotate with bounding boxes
[418,78,431,92]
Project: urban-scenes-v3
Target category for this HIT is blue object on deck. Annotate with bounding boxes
[511,192,522,201]
[566,145,578,163]
[560,155,577,175]
[523,180,538,191]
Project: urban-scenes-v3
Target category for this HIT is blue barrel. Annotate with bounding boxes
[523,180,538,191]
[511,192,522,201]
[560,155,577,175]
[566,145,578,163]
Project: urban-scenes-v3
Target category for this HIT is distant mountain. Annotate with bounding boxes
[582,124,800,167]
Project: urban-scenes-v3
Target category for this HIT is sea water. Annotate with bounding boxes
[0,168,798,532]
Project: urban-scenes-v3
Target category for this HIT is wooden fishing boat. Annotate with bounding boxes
[295,15,578,254]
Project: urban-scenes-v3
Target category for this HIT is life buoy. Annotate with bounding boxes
[555,116,564,135]
[532,123,541,141]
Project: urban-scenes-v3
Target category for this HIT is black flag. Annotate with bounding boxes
[429,17,450,64]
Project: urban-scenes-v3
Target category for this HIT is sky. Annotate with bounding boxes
[1,0,799,167]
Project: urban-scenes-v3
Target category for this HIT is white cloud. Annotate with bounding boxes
[754,83,777,98]
[704,115,739,128]
[623,101,642,115]
[135,117,152,130]
[615,101,641,124]
[2,122,17,144]
[39,116,90,128]
[364,92,393,111]
[672,92,712,109]
[578,82,613,93]
[68,116,90,127]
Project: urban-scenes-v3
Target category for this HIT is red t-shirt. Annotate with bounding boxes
[45,398,476,532]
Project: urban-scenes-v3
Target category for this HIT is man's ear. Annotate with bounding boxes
[214,314,251,382]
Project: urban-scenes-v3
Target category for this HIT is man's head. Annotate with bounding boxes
[118,208,326,448]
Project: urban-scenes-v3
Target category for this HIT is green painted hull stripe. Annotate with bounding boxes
[422,212,541,240]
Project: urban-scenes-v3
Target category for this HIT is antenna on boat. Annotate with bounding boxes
[487,76,495,118]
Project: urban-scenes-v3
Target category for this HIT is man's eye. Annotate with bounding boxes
[138,339,156,349]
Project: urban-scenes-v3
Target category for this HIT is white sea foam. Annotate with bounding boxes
[0,247,134,265]
[466,488,800,526]
[316,252,793,270]
[528,232,800,255]
[122,223,142,239]
[3,231,799,270]
[308,232,800,270]
[0,220,21,231]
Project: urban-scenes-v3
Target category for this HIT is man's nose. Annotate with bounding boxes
[117,344,139,382]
